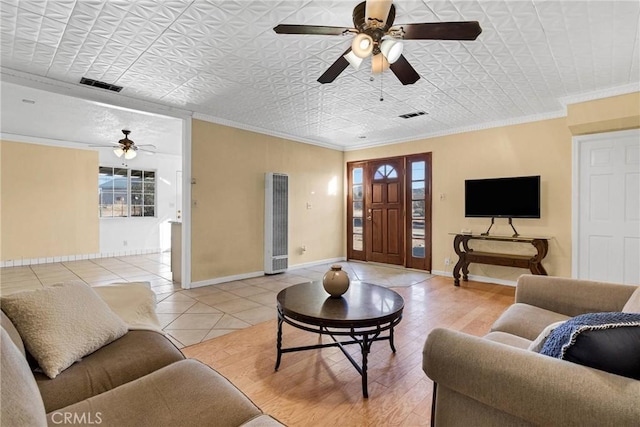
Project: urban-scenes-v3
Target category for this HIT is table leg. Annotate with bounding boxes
[389,326,396,352]
[452,259,463,286]
[275,314,283,371]
[528,239,549,276]
[530,262,548,275]
[361,334,372,398]
[453,235,465,286]
[462,260,470,282]
[274,314,401,399]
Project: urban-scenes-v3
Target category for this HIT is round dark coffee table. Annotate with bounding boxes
[275,281,404,398]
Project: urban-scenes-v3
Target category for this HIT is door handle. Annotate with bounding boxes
[367,208,372,220]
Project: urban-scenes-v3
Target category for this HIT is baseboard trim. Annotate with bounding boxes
[189,271,265,289]
[431,270,517,287]
[289,257,346,271]
[187,258,347,289]
[1,249,163,268]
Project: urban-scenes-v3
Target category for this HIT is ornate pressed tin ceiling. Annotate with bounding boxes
[1,0,639,151]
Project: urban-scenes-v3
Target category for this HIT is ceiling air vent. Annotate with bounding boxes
[399,111,427,119]
[79,77,123,92]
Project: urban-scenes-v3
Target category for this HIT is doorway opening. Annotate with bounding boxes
[347,153,432,271]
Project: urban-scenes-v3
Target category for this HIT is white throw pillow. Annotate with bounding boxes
[528,320,565,353]
[622,287,640,313]
[1,282,128,379]
[92,282,163,332]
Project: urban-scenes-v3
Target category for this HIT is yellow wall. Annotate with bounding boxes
[190,92,638,284]
[190,120,344,283]
[568,92,640,135]
[342,91,639,282]
[345,118,573,282]
[1,141,99,260]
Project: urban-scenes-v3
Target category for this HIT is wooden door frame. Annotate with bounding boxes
[346,153,432,271]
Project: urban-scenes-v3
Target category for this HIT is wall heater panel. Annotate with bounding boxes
[264,173,288,274]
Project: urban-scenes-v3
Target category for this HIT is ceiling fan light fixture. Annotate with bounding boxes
[352,33,374,58]
[124,149,137,160]
[380,37,403,63]
[344,51,364,70]
[371,53,390,74]
[113,147,124,158]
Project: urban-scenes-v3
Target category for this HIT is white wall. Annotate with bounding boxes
[98,148,181,256]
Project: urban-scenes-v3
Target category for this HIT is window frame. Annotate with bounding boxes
[98,166,157,218]
[405,153,432,270]
[347,161,367,261]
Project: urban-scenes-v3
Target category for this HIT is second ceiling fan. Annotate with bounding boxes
[274,0,482,85]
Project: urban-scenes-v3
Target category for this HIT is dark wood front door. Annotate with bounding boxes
[365,158,405,265]
[347,153,431,271]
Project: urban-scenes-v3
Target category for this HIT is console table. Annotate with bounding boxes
[451,234,549,286]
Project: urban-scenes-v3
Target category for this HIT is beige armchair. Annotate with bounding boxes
[423,275,640,427]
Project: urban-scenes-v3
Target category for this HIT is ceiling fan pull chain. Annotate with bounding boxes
[380,72,384,102]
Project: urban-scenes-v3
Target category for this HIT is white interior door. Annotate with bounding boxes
[575,129,640,284]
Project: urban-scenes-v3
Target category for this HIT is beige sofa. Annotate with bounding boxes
[423,275,640,427]
[1,309,282,426]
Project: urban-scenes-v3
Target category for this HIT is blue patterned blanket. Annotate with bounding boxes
[540,312,640,359]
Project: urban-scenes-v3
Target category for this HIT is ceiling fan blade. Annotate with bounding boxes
[273,24,352,36]
[88,144,117,148]
[398,21,482,40]
[389,55,420,85]
[365,0,393,26]
[318,48,352,84]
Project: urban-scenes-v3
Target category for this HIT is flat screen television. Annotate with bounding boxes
[465,175,541,219]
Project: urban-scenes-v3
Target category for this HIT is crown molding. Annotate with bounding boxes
[4,68,637,153]
[343,110,567,151]
[0,67,193,120]
[191,112,344,151]
[343,81,640,152]
[0,132,181,158]
[1,133,97,150]
[558,82,640,107]
[2,68,343,152]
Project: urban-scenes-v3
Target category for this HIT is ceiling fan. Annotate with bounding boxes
[91,130,156,160]
[273,0,482,85]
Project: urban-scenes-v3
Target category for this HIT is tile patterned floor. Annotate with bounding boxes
[0,253,434,349]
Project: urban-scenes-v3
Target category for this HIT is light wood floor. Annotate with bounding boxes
[183,276,515,426]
